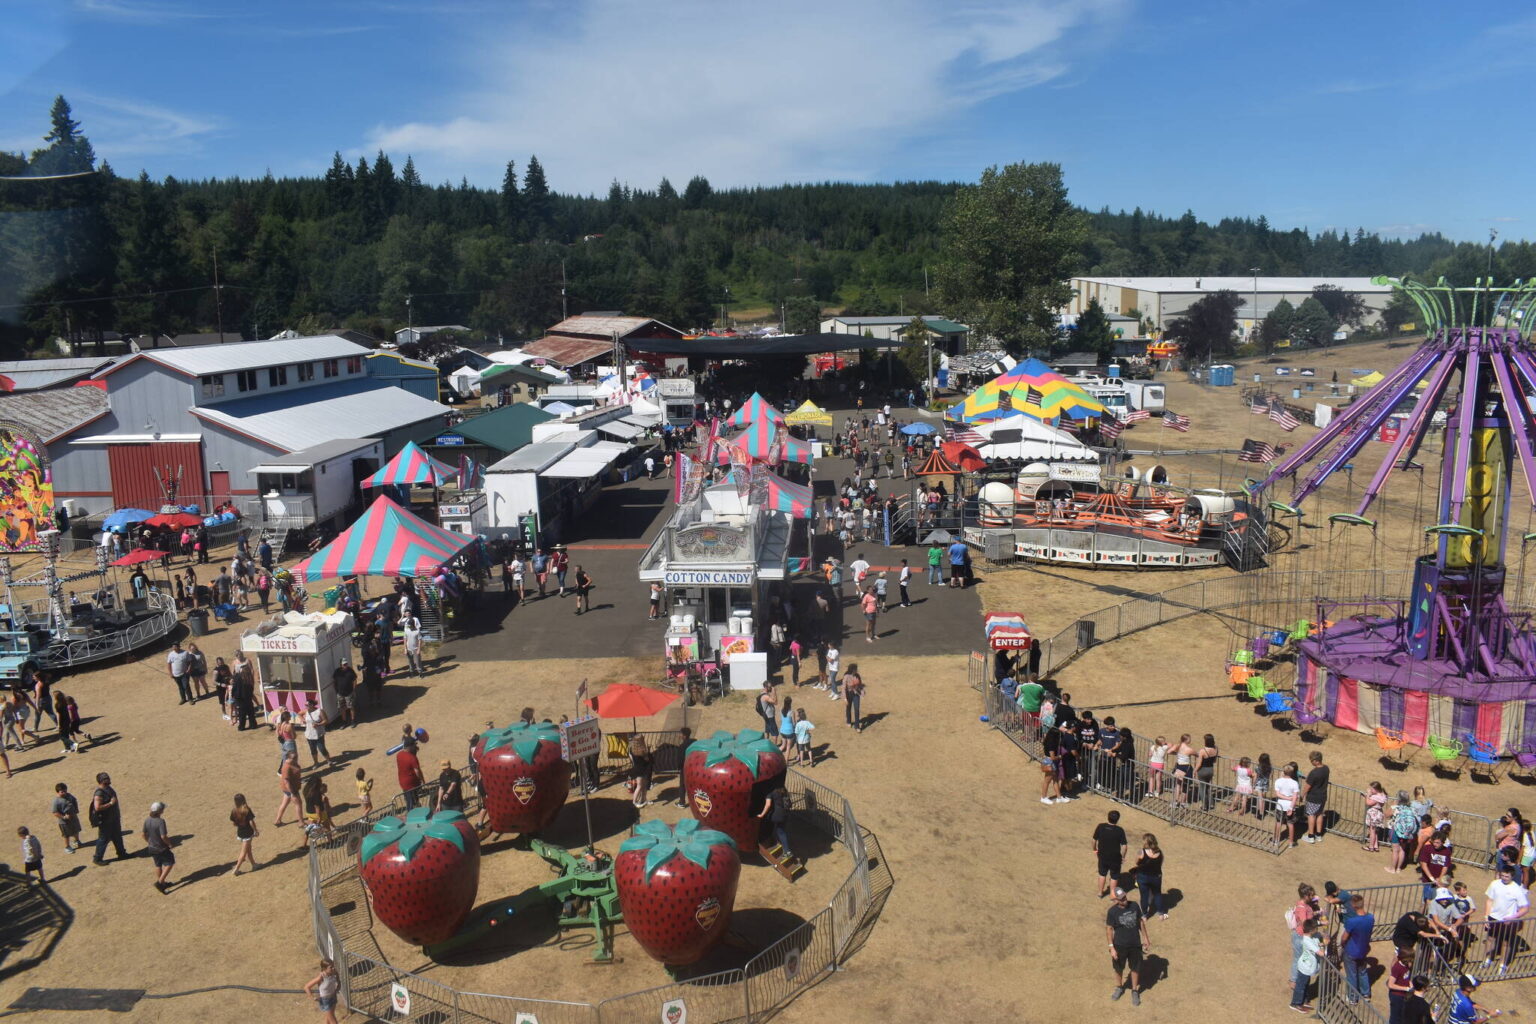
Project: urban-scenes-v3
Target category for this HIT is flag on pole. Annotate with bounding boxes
[1251,400,1269,414]
[1269,405,1300,431]
[1099,419,1124,441]
[1162,411,1191,432]
[673,451,694,503]
[947,424,985,445]
[1238,439,1292,463]
[456,454,484,490]
[1125,409,1151,423]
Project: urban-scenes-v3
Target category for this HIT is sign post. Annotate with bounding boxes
[564,681,600,852]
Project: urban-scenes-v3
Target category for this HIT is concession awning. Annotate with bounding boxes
[597,420,645,441]
[540,441,631,479]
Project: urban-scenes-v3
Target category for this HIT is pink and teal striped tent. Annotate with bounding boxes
[713,415,780,464]
[777,433,814,465]
[762,472,814,517]
[362,441,458,489]
[727,392,784,429]
[292,494,475,582]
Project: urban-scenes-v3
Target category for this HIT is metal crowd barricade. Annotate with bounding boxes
[1343,883,1433,943]
[456,990,599,1024]
[743,908,838,1015]
[1313,956,1389,1024]
[594,969,748,1023]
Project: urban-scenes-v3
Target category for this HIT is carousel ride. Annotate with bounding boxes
[1244,276,1536,751]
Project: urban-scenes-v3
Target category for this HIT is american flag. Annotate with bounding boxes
[1251,400,1269,415]
[1238,438,1280,463]
[997,390,1014,413]
[1162,411,1191,432]
[1025,386,1045,407]
[1269,405,1300,431]
[1125,409,1151,423]
[1099,419,1123,441]
[947,425,985,444]
[1058,416,1083,431]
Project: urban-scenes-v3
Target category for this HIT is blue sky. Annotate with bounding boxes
[3,0,1532,242]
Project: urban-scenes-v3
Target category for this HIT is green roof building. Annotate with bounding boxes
[419,402,555,468]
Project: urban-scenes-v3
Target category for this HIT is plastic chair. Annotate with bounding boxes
[1228,664,1254,689]
[1291,703,1328,740]
[1512,743,1536,782]
[1374,726,1412,766]
[1245,675,1271,702]
[1426,735,1464,776]
[1287,619,1312,643]
[1267,629,1289,648]
[1231,649,1254,667]
[1465,735,1503,784]
[1263,692,1295,716]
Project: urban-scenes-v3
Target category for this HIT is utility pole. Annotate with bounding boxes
[212,245,225,341]
[561,259,568,321]
[1250,267,1260,354]
[721,286,730,330]
[924,266,930,297]
[1488,228,1499,277]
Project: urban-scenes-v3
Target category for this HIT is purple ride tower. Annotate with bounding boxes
[1252,277,1536,752]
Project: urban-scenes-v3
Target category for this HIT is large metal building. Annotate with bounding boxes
[32,336,453,516]
[1065,276,1396,335]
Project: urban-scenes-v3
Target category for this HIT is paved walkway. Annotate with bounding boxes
[450,399,983,666]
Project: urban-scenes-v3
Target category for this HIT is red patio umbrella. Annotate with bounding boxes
[112,549,168,566]
[587,682,680,732]
[146,512,202,529]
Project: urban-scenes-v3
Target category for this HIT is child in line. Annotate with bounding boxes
[794,708,816,767]
[355,767,374,816]
[18,826,44,883]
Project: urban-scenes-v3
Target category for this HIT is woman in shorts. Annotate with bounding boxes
[1040,729,1062,804]
[303,959,341,1024]
[1146,737,1168,798]
[230,793,258,874]
[1273,762,1301,846]
[777,697,796,754]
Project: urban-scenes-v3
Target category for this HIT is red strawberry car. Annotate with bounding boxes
[358,807,480,947]
[475,721,571,834]
[615,818,740,965]
[681,729,785,853]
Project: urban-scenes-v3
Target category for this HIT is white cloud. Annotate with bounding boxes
[367,0,1130,192]
[70,93,221,161]
[72,0,237,21]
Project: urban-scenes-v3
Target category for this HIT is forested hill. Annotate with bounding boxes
[3,97,1532,356]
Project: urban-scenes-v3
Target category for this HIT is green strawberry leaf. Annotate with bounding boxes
[620,819,738,881]
[480,721,562,765]
[691,728,779,776]
[359,807,470,867]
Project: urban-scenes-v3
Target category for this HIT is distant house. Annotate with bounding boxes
[521,314,684,372]
[53,331,132,357]
[42,335,454,518]
[366,350,441,403]
[819,314,970,355]
[394,325,469,348]
[419,402,556,468]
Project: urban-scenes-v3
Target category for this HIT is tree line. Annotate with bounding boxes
[2,96,1533,360]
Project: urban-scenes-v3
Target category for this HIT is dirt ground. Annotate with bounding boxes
[5,337,1536,1022]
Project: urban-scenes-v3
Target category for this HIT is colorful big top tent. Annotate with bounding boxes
[714,417,779,464]
[727,392,785,429]
[949,358,1104,426]
[784,399,833,427]
[777,433,814,465]
[291,494,475,583]
[361,441,459,489]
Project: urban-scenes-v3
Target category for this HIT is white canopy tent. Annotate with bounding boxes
[970,413,1098,462]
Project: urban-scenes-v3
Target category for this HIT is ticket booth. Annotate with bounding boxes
[241,610,355,724]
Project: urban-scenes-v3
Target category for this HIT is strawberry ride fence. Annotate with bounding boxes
[306,766,891,1024]
[971,567,1514,867]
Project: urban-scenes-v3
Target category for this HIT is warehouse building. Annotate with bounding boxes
[1065,277,1395,335]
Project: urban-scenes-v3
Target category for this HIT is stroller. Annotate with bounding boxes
[213,602,240,625]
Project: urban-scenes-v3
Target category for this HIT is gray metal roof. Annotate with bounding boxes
[0,387,110,442]
[487,441,575,473]
[0,357,116,391]
[828,314,960,326]
[246,439,379,471]
[192,380,451,452]
[131,335,370,377]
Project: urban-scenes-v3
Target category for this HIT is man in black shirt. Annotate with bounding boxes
[1301,751,1330,844]
[1392,911,1435,955]
[1106,887,1151,1006]
[1093,810,1128,898]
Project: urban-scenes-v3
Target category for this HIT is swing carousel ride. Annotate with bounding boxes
[1248,276,1536,749]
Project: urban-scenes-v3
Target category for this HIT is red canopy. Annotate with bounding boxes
[113,549,167,566]
[941,441,987,473]
[146,512,202,529]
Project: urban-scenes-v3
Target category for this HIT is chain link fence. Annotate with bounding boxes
[306,764,888,1023]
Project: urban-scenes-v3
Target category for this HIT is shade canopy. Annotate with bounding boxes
[916,449,958,476]
[1351,370,1384,387]
[587,682,679,721]
[950,357,1104,425]
[761,471,814,518]
[362,440,459,489]
[970,413,1097,462]
[941,441,987,473]
[103,508,155,531]
[113,549,167,566]
[900,422,938,436]
[985,612,1033,650]
[777,434,814,465]
[784,400,833,427]
[146,511,202,529]
[726,392,784,429]
[291,494,476,583]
